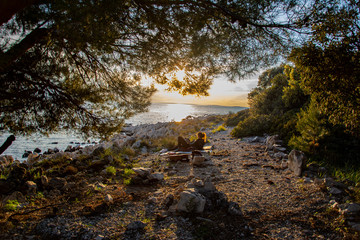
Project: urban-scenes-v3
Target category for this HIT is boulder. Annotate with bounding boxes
[176,188,206,213]
[27,153,40,164]
[48,177,67,190]
[265,135,279,150]
[3,191,25,203]
[132,167,152,178]
[288,150,306,176]
[148,173,164,181]
[41,175,49,186]
[192,156,205,166]
[127,221,147,230]
[26,181,37,194]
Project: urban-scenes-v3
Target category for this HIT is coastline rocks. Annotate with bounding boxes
[288,150,306,176]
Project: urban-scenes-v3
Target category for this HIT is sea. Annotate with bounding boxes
[0,103,246,160]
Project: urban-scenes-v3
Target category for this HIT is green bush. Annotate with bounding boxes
[224,109,250,127]
[231,114,273,137]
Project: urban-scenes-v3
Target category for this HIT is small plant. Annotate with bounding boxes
[122,168,135,185]
[4,200,20,212]
[106,166,117,176]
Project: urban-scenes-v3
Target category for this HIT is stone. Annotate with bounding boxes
[288,150,306,176]
[26,181,37,194]
[265,135,279,150]
[204,178,216,192]
[104,194,113,205]
[192,156,205,166]
[41,175,49,186]
[27,153,39,164]
[48,177,67,190]
[176,188,206,213]
[344,203,360,214]
[148,172,164,181]
[132,167,152,178]
[33,148,42,154]
[132,140,142,148]
[352,224,360,232]
[329,187,342,195]
[127,221,147,230]
[92,146,106,156]
[228,201,242,216]
[3,191,25,203]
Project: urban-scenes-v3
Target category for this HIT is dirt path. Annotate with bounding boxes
[1,127,353,239]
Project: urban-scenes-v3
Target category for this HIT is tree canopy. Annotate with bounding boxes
[0,0,322,137]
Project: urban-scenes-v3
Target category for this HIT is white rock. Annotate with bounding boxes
[288,150,306,176]
[176,189,206,213]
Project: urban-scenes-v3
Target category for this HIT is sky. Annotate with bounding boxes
[150,73,259,107]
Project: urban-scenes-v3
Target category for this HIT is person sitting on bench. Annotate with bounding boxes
[177,132,206,151]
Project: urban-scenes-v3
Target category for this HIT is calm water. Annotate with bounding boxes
[0,103,246,160]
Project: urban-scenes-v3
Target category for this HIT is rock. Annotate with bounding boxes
[265,135,279,150]
[33,148,42,154]
[176,188,206,213]
[148,172,164,181]
[8,165,27,184]
[127,221,147,230]
[132,140,142,148]
[27,153,39,164]
[329,187,342,195]
[141,146,148,154]
[41,175,49,186]
[132,167,152,178]
[48,177,67,190]
[204,178,216,192]
[3,191,25,203]
[352,224,360,232]
[192,156,205,166]
[22,150,32,158]
[342,203,360,215]
[26,181,37,194]
[228,201,242,216]
[104,194,113,205]
[92,146,106,156]
[288,150,306,176]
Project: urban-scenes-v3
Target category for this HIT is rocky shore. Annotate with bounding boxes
[0,115,360,239]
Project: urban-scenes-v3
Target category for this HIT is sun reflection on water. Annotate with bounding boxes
[165,103,195,122]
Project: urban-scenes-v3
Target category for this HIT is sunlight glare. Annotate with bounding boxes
[165,103,195,122]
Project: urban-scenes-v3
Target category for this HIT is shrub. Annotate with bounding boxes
[231,114,273,138]
[225,109,250,126]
